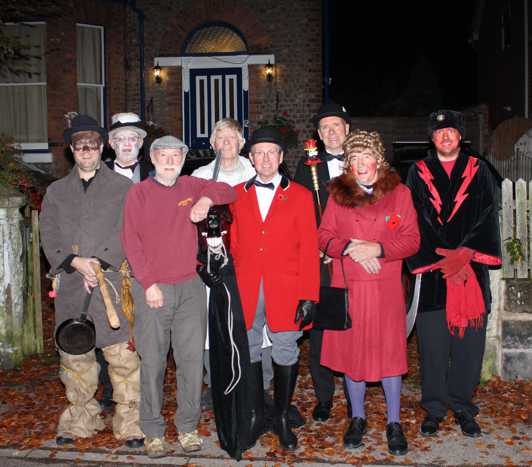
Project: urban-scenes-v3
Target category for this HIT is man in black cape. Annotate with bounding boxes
[406,109,501,439]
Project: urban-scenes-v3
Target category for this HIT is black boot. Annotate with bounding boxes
[244,362,266,449]
[273,362,298,450]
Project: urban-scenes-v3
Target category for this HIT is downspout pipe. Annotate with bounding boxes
[127,0,146,120]
[524,0,529,118]
[104,0,146,120]
[322,0,330,101]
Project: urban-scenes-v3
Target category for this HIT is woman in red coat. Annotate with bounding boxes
[318,130,420,456]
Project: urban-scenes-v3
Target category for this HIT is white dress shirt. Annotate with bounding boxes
[254,173,282,221]
[326,155,344,179]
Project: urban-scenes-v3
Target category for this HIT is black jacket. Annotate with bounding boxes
[406,149,501,313]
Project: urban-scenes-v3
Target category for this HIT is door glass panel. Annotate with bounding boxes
[225,75,237,120]
[211,75,222,128]
[196,77,207,137]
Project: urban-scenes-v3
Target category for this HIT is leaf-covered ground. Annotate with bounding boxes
[0,293,530,465]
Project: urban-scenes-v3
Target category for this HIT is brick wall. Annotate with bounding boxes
[136,0,323,174]
[41,0,129,175]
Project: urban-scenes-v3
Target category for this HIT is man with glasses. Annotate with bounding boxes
[106,112,152,182]
[40,114,144,448]
[229,127,320,450]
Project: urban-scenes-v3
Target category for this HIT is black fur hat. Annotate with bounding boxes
[428,109,465,138]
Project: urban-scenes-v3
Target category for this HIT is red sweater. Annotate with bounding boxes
[121,176,236,289]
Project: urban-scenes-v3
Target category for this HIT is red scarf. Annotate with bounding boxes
[445,264,485,337]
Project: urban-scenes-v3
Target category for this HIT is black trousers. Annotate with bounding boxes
[309,328,336,403]
[416,309,487,419]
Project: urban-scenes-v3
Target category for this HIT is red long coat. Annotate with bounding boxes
[230,177,320,332]
[318,177,420,381]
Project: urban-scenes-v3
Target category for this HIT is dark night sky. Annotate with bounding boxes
[328,1,479,116]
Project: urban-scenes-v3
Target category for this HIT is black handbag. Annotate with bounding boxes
[313,240,351,331]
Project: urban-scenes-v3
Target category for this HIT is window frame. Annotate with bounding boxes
[0,21,48,146]
[76,23,105,125]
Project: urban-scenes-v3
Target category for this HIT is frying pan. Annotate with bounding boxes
[55,291,96,355]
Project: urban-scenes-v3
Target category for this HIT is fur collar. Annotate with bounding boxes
[328,169,401,208]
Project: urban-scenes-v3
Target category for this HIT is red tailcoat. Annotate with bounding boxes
[230,176,320,332]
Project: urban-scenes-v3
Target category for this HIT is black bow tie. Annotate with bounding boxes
[254,180,275,190]
[115,161,138,172]
[324,153,344,162]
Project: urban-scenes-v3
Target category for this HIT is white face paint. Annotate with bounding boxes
[109,129,143,165]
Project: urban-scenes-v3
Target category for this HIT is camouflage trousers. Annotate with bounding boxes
[57,342,143,440]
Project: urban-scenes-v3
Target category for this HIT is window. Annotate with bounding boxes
[184,24,247,55]
[77,24,104,124]
[0,22,47,143]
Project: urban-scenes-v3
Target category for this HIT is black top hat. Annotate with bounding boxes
[312,101,351,127]
[428,109,465,138]
[248,126,285,152]
[64,114,107,144]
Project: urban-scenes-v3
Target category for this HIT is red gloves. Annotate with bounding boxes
[435,247,474,282]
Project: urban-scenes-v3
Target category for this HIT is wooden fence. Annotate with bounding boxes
[501,178,532,278]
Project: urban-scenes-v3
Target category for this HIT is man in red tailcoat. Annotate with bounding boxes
[230,127,320,450]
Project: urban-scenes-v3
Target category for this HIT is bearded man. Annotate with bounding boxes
[121,135,236,458]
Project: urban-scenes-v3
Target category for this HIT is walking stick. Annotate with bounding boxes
[304,138,334,278]
[91,262,121,329]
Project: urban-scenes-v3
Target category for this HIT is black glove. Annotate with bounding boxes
[196,264,223,288]
[294,299,316,330]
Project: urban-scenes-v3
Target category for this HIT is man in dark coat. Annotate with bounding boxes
[294,102,351,422]
[40,115,143,448]
[406,109,501,438]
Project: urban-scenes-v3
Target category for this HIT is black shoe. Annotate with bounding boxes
[386,422,408,456]
[125,438,144,449]
[287,404,305,428]
[420,415,441,436]
[455,411,481,437]
[56,436,74,446]
[343,417,367,448]
[312,401,332,422]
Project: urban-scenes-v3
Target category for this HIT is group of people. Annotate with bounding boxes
[39,102,501,459]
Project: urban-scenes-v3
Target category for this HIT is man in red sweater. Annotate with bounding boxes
[121,135,236,458]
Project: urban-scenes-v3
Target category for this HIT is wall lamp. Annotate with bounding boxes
[265,61,274,82]
[153,62,162,84]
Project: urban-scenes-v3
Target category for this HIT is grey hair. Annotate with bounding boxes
[209,118,246,151]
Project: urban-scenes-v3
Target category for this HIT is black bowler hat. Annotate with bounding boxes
[64,114,107,144]
[248,126,285,152]
[428,109,465,138]
[312,101,351,127]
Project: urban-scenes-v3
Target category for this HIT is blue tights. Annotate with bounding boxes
[345,375,401,423]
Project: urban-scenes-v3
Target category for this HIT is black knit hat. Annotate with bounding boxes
[64,114,107,144]
[248,126,285,152]
[428,109,465,138]
[312,101,351,128]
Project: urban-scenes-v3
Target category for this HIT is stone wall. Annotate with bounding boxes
[501,279,532,380]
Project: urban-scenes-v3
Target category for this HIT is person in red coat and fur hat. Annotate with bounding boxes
[230,126,320,450]
[318,130,420,456]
